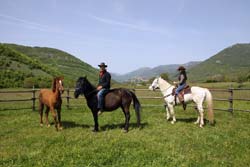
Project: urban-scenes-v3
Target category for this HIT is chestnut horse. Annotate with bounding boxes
[74,77,141,132]
[39,77,64,131]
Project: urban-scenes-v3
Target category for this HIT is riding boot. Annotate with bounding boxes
[97,95,104,115]
[178,94,186,110]
[182,101,187,110]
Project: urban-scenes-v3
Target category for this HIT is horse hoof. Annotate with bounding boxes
[92,129,98,132]
[123,129,128,133]
[58,126,63,130]
[47,124,51,128]
[171,121,175,124]
[40,123,43,127]
[199,125,203,128]
[194,122,199,125]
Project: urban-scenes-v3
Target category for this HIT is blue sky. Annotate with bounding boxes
[1,0,250,74]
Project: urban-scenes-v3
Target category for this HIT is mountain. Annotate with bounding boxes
[1,42,249,88]
[0,43,99,88]
[112,61,200,82]
[188,43,250,82]
[113,43,250,83]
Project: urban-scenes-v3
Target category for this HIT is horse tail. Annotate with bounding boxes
[205,89,214,125]
[129,90,141,127]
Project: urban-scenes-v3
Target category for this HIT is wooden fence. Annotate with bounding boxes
[0,87,249,113]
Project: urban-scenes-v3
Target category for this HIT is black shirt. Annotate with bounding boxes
[98,71,111,89]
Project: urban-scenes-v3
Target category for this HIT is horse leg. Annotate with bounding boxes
[45,106,50,127]
[39,102,44,126]
[92,111,99,132]
[195,103,204,128]
[57,107,63,130]
[168,104,176,124]
[165,103,171,121]
[197,103,204,128]
[51,107,58,131]
[122,106,130,133]
[194,106,200,125]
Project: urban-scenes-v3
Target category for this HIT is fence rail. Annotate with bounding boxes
[0,87,249,113]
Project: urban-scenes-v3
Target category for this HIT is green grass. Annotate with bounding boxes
[1,86,250,166]
[1,98,250,166]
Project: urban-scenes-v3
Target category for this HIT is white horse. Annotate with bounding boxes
[149,77,214,128]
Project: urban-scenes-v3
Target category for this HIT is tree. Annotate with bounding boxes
[160,73,169,81]
[23,77,36,88]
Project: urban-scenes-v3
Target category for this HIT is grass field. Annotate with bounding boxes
[1,85,250,167]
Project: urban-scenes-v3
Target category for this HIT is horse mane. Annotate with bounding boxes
[52,78,57,92]
[83,77,96,91]
[159,77,171,85]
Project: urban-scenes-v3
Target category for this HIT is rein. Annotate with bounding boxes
[85,89,98,97]
[158,83,174,99]
[163,92,173,98]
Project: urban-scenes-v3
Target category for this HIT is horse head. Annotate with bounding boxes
[74,77,84,98]
[52,77,64,94]
[74,76,93,98]
[149,77,160,91]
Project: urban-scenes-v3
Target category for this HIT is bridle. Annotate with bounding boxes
[75,81,97,98]
[153,78,174,98]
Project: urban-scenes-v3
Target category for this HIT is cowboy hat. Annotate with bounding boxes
[177,66,186,71]
[98,62,108,67]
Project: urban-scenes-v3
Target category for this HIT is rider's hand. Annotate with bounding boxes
[97,86,102,90]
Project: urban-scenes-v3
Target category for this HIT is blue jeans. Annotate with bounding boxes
[97,88,109,110]
[175,83,186,95]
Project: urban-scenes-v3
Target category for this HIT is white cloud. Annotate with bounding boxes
[88,14,170,35]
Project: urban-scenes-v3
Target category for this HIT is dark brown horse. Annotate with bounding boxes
[39,77,64,131]
[74,77,141,132]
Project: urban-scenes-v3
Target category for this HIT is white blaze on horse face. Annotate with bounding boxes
[58,80,64,91]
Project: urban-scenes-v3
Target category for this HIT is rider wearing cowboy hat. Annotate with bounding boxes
[97,62,111,115]
[174,66,187,110]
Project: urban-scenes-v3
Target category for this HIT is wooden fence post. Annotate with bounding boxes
[66,87,70,109]
[228,86,233,114]
[32,86,36,111]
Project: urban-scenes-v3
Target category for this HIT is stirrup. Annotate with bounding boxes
[98,110,103,115]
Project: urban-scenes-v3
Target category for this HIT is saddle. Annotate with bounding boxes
[172,85,191,97]
[172,85,191,110]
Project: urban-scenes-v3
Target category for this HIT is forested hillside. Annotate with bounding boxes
[0,43,99,88]
[188,43,250,82]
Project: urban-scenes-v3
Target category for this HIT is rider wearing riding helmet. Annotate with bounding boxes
[174,66,187,110]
